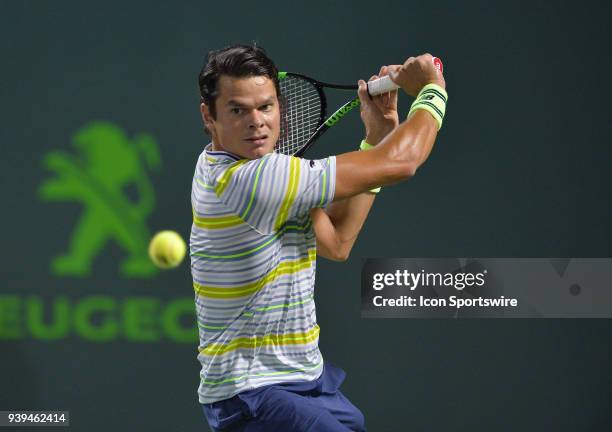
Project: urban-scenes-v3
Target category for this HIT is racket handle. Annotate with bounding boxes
[367,75,399,96]
[366,57,444,96]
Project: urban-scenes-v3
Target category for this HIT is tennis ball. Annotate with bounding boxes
[148,230,186,269]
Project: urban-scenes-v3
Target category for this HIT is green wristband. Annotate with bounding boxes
[359,140,381,194]
[360,140,375,151]
[408,83,448,130]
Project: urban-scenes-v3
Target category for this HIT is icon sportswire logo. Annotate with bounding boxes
[38,121,161,278]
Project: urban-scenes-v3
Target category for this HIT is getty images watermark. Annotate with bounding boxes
[361,258,612,318]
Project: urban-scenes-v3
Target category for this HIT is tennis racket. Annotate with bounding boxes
[275,57,443,156]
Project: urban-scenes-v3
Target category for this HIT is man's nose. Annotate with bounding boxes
[248,110,265,128]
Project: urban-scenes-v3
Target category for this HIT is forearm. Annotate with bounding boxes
[334,111,438,199]
[311,193,375,262]
[375,110,438,177]
[322,134,386,247]
[325,192,376,248]
[320,112,433,256]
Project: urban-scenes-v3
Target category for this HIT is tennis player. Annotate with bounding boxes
[191,44,446,431]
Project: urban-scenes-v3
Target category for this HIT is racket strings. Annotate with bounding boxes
[277,76,323,155]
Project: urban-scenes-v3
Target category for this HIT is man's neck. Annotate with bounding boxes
[211,140,223,152]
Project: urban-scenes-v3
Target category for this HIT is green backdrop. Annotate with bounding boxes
[1,1,611,430]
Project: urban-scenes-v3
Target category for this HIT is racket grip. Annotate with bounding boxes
[366,57,443,96]
[366,75,399,96]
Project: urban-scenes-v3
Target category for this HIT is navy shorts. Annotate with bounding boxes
[201,362,366,431]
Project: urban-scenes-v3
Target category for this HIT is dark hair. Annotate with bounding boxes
[198,44,281,121]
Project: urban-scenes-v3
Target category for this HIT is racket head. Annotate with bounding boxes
[276,72,327,156]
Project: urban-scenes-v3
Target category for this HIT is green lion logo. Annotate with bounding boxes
[38,121,161,278]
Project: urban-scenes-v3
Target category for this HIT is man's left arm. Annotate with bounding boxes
[311,192,376,261]
[313,65,399,261]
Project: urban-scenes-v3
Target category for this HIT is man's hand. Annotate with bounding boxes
[357,65,399,145]
[389,53,446,98]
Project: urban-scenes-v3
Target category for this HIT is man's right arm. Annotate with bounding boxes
[334,109,438,199]
[333,53,446,201]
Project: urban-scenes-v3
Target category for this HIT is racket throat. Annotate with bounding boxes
[324,99,361,126]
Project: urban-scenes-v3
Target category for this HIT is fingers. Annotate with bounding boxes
[402,56,416,68]
[357,79,368,99]
[362,65,400,108]
[381,66,399,104]
[388,64,403,84]
[417,53,445,84]
[386,65,402,76]
[391,54,446,96]
[359,72,383,107]
[357,79,371,106]
[373,66,398,106]
[367,72,389,105]
[376,68,389,105]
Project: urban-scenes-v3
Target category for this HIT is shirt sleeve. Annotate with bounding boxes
[209,153,336,234]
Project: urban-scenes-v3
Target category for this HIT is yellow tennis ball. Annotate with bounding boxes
[148,230,186,269]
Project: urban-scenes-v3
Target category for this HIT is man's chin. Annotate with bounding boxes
[248,145,274,159]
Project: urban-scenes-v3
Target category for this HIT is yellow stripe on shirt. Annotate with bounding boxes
[275,156,300,230]
[215,159,248,197]
[192,208,244,229]
[193,249,316,298]
[200,324,320,356]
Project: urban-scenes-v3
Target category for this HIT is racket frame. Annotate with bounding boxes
[277,57,442,156]
[278,72,360,157]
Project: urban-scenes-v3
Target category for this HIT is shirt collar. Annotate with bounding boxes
[204,142,243,164]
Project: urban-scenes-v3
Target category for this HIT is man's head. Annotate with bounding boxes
[198,44,281,159]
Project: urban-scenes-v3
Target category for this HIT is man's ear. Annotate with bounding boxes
[200,102,215,134]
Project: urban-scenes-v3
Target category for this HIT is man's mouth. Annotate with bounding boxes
[245,136,268,145]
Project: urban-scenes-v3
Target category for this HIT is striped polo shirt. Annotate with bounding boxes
[190,143,336,404]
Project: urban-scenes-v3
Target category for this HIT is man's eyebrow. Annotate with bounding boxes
[226,97,276,107]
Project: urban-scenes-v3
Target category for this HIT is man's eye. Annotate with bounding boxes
[260,104,272,112]
[230,107,242,114]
